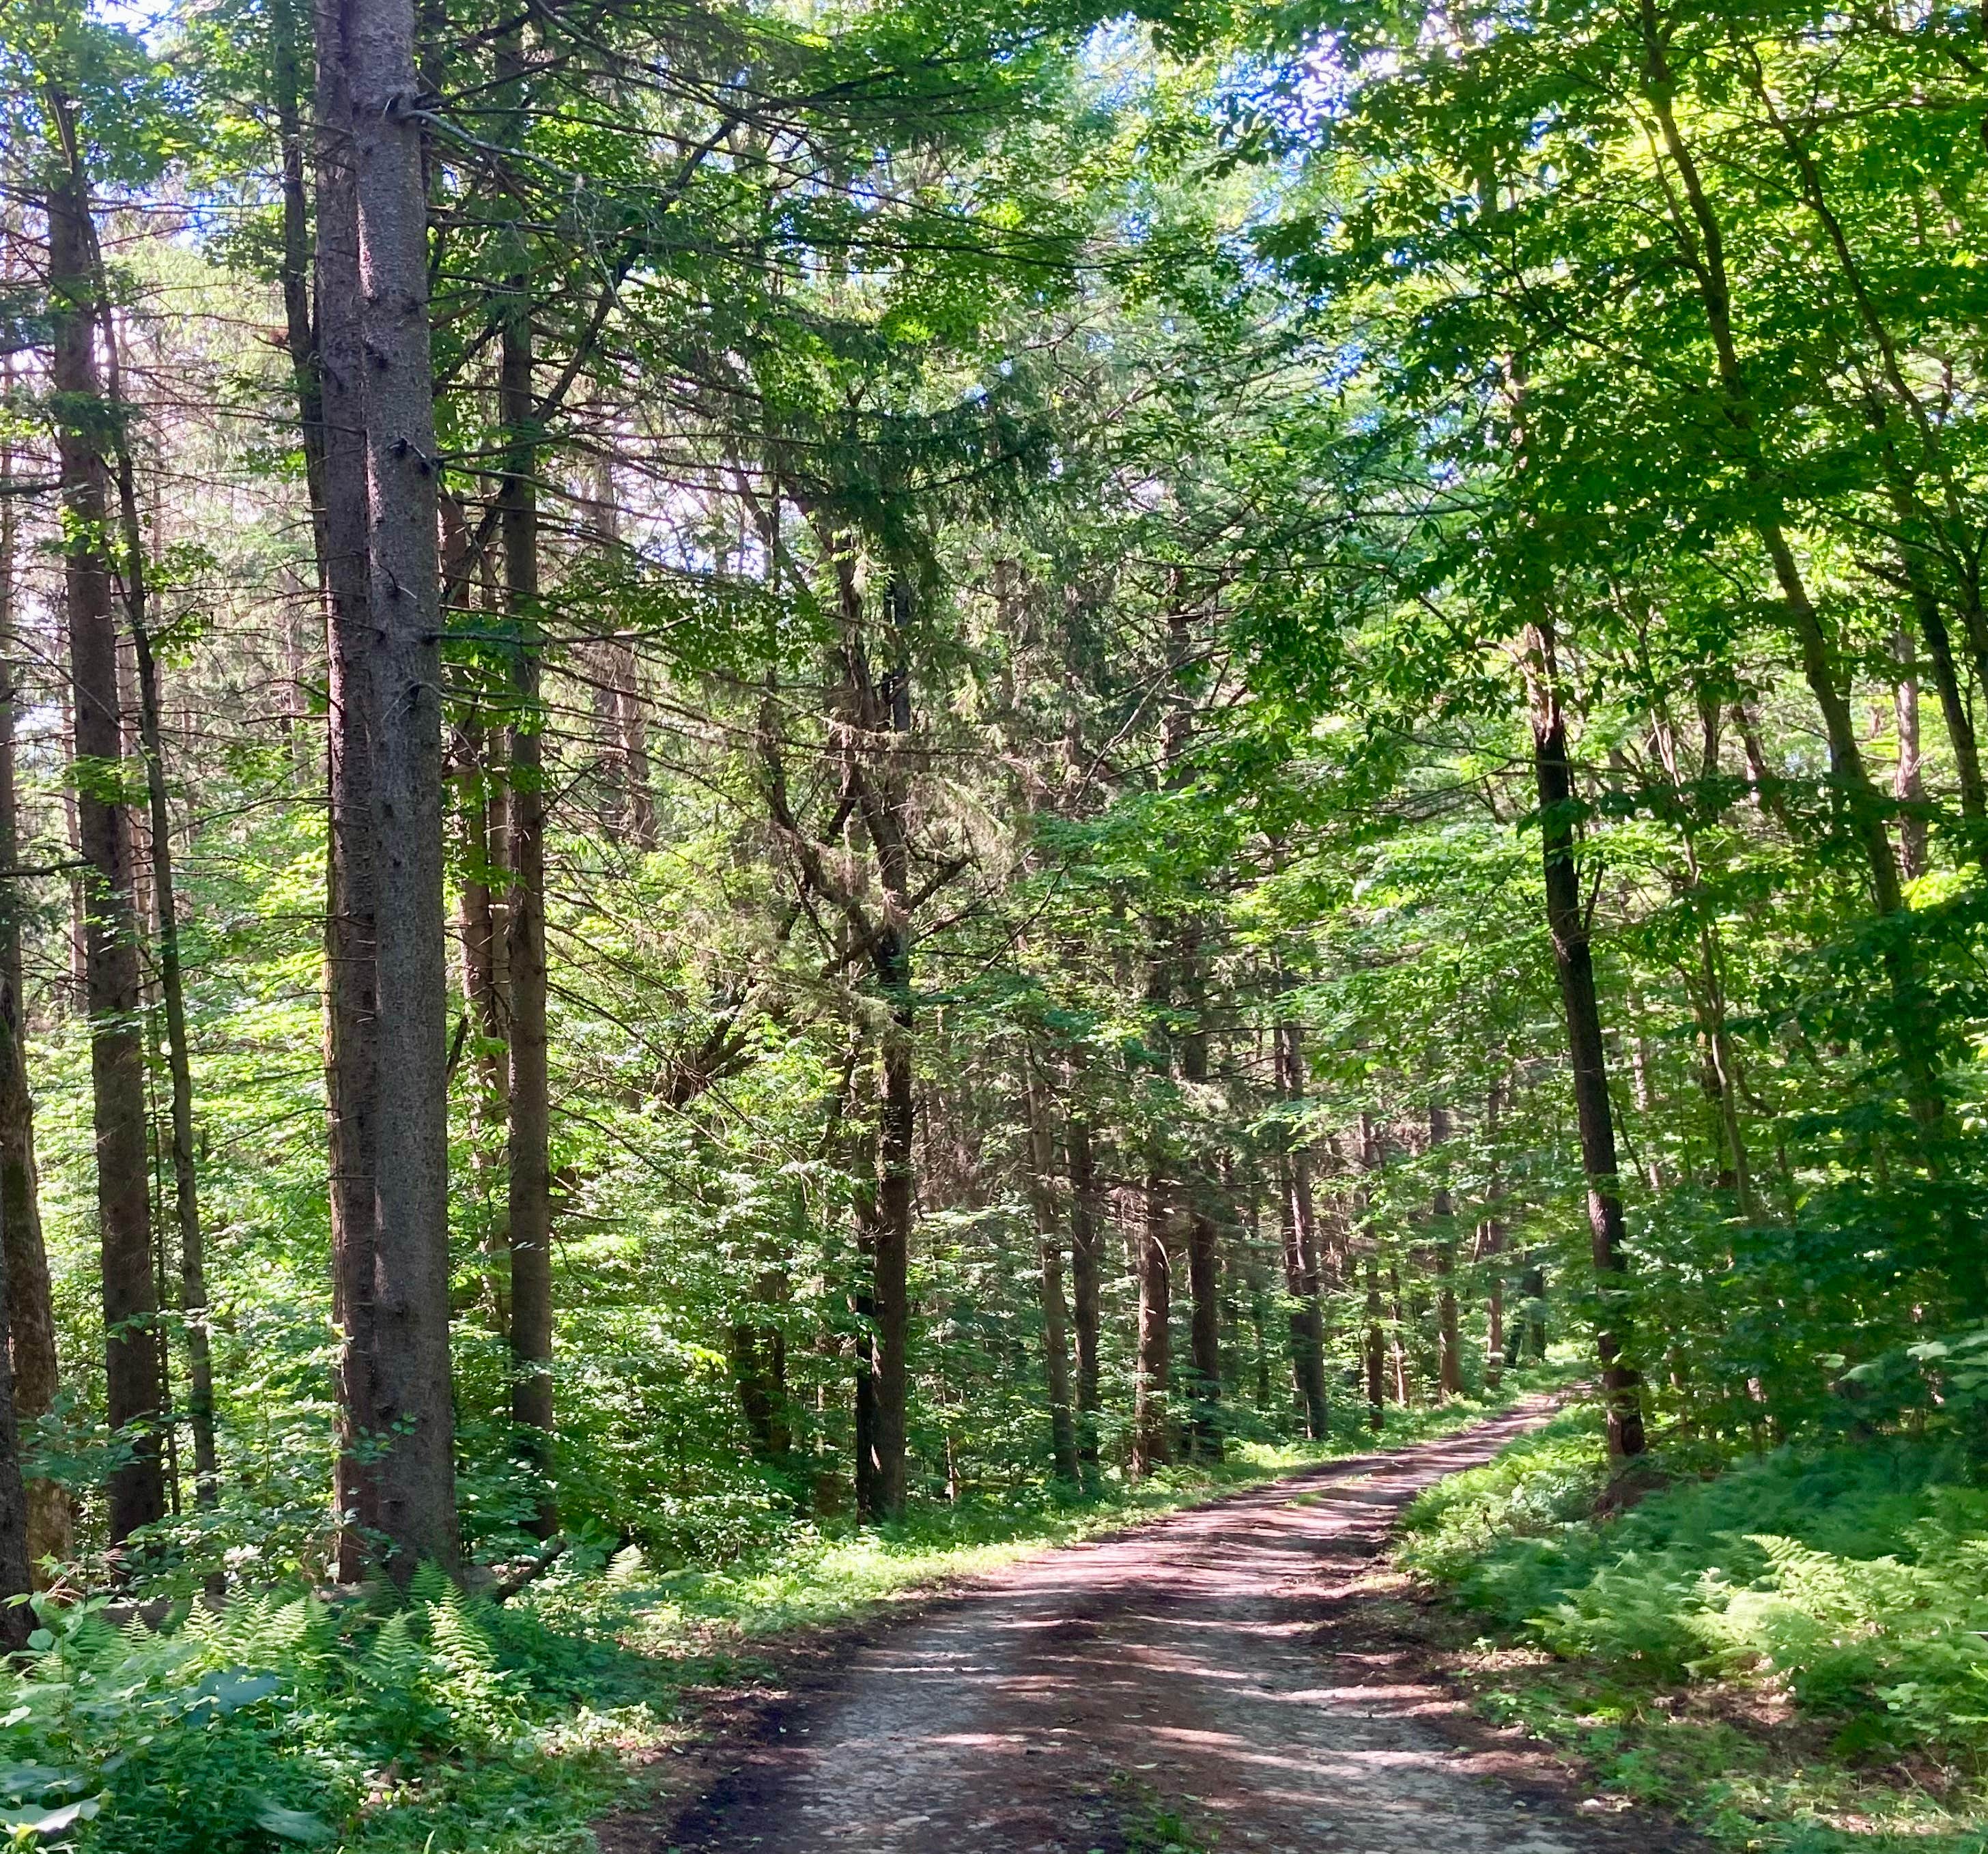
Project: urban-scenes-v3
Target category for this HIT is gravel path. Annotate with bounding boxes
[638,1403,1686,1854]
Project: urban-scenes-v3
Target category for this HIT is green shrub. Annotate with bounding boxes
[1405,1414,1988,1759]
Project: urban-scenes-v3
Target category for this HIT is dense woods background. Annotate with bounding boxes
[0,0,1986,1842]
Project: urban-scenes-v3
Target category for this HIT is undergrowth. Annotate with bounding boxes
[1400,1404,1988,1854]
[0,1375,1551,1852]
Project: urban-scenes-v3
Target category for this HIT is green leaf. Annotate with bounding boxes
[253,1803,332,1844]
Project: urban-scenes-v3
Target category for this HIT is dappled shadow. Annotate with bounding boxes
[649,1401,1703,1854]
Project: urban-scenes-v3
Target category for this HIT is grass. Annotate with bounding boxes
[5,1371,1559,1854]
[1397,1405,1988,1854]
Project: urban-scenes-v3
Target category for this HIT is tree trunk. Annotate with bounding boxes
[496,44,555,1536]
[1524,621,1646,1461]
[313,0,382,1582]
[0,1181,35,1646]
[1388,1266,1410,1405]
[872,971,913,1517]
[1430,1102,1464,1400]
[1176,935,1221,1460]
[730,1287,789,1464]
[46,119,165,1553]
[1359,1115,1384,1431]
[73,220,224,1525]
[121,436,220,1516]
[343,0,458,1575]
[1132,1152,1171,1477]
[852,1141,879,1519]
[454,719,510,1333]
[1024,1055,1079,1484]
[1184,1207,1221,1459]
[1275,1022,1327,1438]
[1064,1087,1101,1466]
[1480,1083,1507,1393]
[0,360,66,1572]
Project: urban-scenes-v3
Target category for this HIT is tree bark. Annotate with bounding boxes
[70,206,224,1524]
[0,1180,36,1646]
[1178,945,1221,1461]
[454,717,511,1333]
[1480,1081,1507,1391]
[1024,1053,1079,1484]
[342,0,458,1575]
[872,967,913,1517]
[496,29,555,1536]
[852,1111,880,1520]
[1359,1114,1384,1431]
[1523,621,1646,1461]
[1132,1150,1172,1477]
[1430,1102,1464,1400]
[0,358,66,1572]
[46,113,165,1552]
[1275,1023,1327,1438]
[118,404,220,1516]
[1064,1084,1101,1465]
[313,0,382,1582]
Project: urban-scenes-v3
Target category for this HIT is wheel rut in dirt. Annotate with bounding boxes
[620,1402,1692,1854]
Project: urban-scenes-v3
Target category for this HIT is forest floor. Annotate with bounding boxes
[599,1399,1700,1854]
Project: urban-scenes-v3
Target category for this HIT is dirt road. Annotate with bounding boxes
[633,1403,1688,1854]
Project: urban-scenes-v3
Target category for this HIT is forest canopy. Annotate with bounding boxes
[0,0,1983,1840]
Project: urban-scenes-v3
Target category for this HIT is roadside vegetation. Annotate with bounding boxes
[1401,1366,1988,1854]
[0,1384,1545,1853]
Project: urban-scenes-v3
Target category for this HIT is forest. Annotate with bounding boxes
[0,0,1984,1845]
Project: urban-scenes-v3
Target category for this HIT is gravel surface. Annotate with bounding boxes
[632,1402,1692,1854]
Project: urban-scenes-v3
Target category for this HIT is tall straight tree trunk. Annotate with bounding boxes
[1480,1081,1507,1392]
[843,571,920,1523]
[1276,1021,1327,1437]
[1388,1266,1411,1405]
[330,0,459,1575]
[852,1113,880,1519]
[72,205,222,1520]
[1430,1102,1464,1400]
[496,31,555,1537]
[1176,934,1221,1460]
[1024,1054,1079,1484]
[1064,1085,1101,1466]
[313,0,383,1578]
[872,965,913,1517]
[1524,621,1646,1461]
[0,1182,34,1647]
[1184,1203,1221,1458]
[1359,1114,1384,1430]
[1363,1255,1384,1429]
[46,115,165,1552]
[1132,1152,1171,1477]
[0,358,65,1573]
[455,718,510,1332]
[99,322,221,1513]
